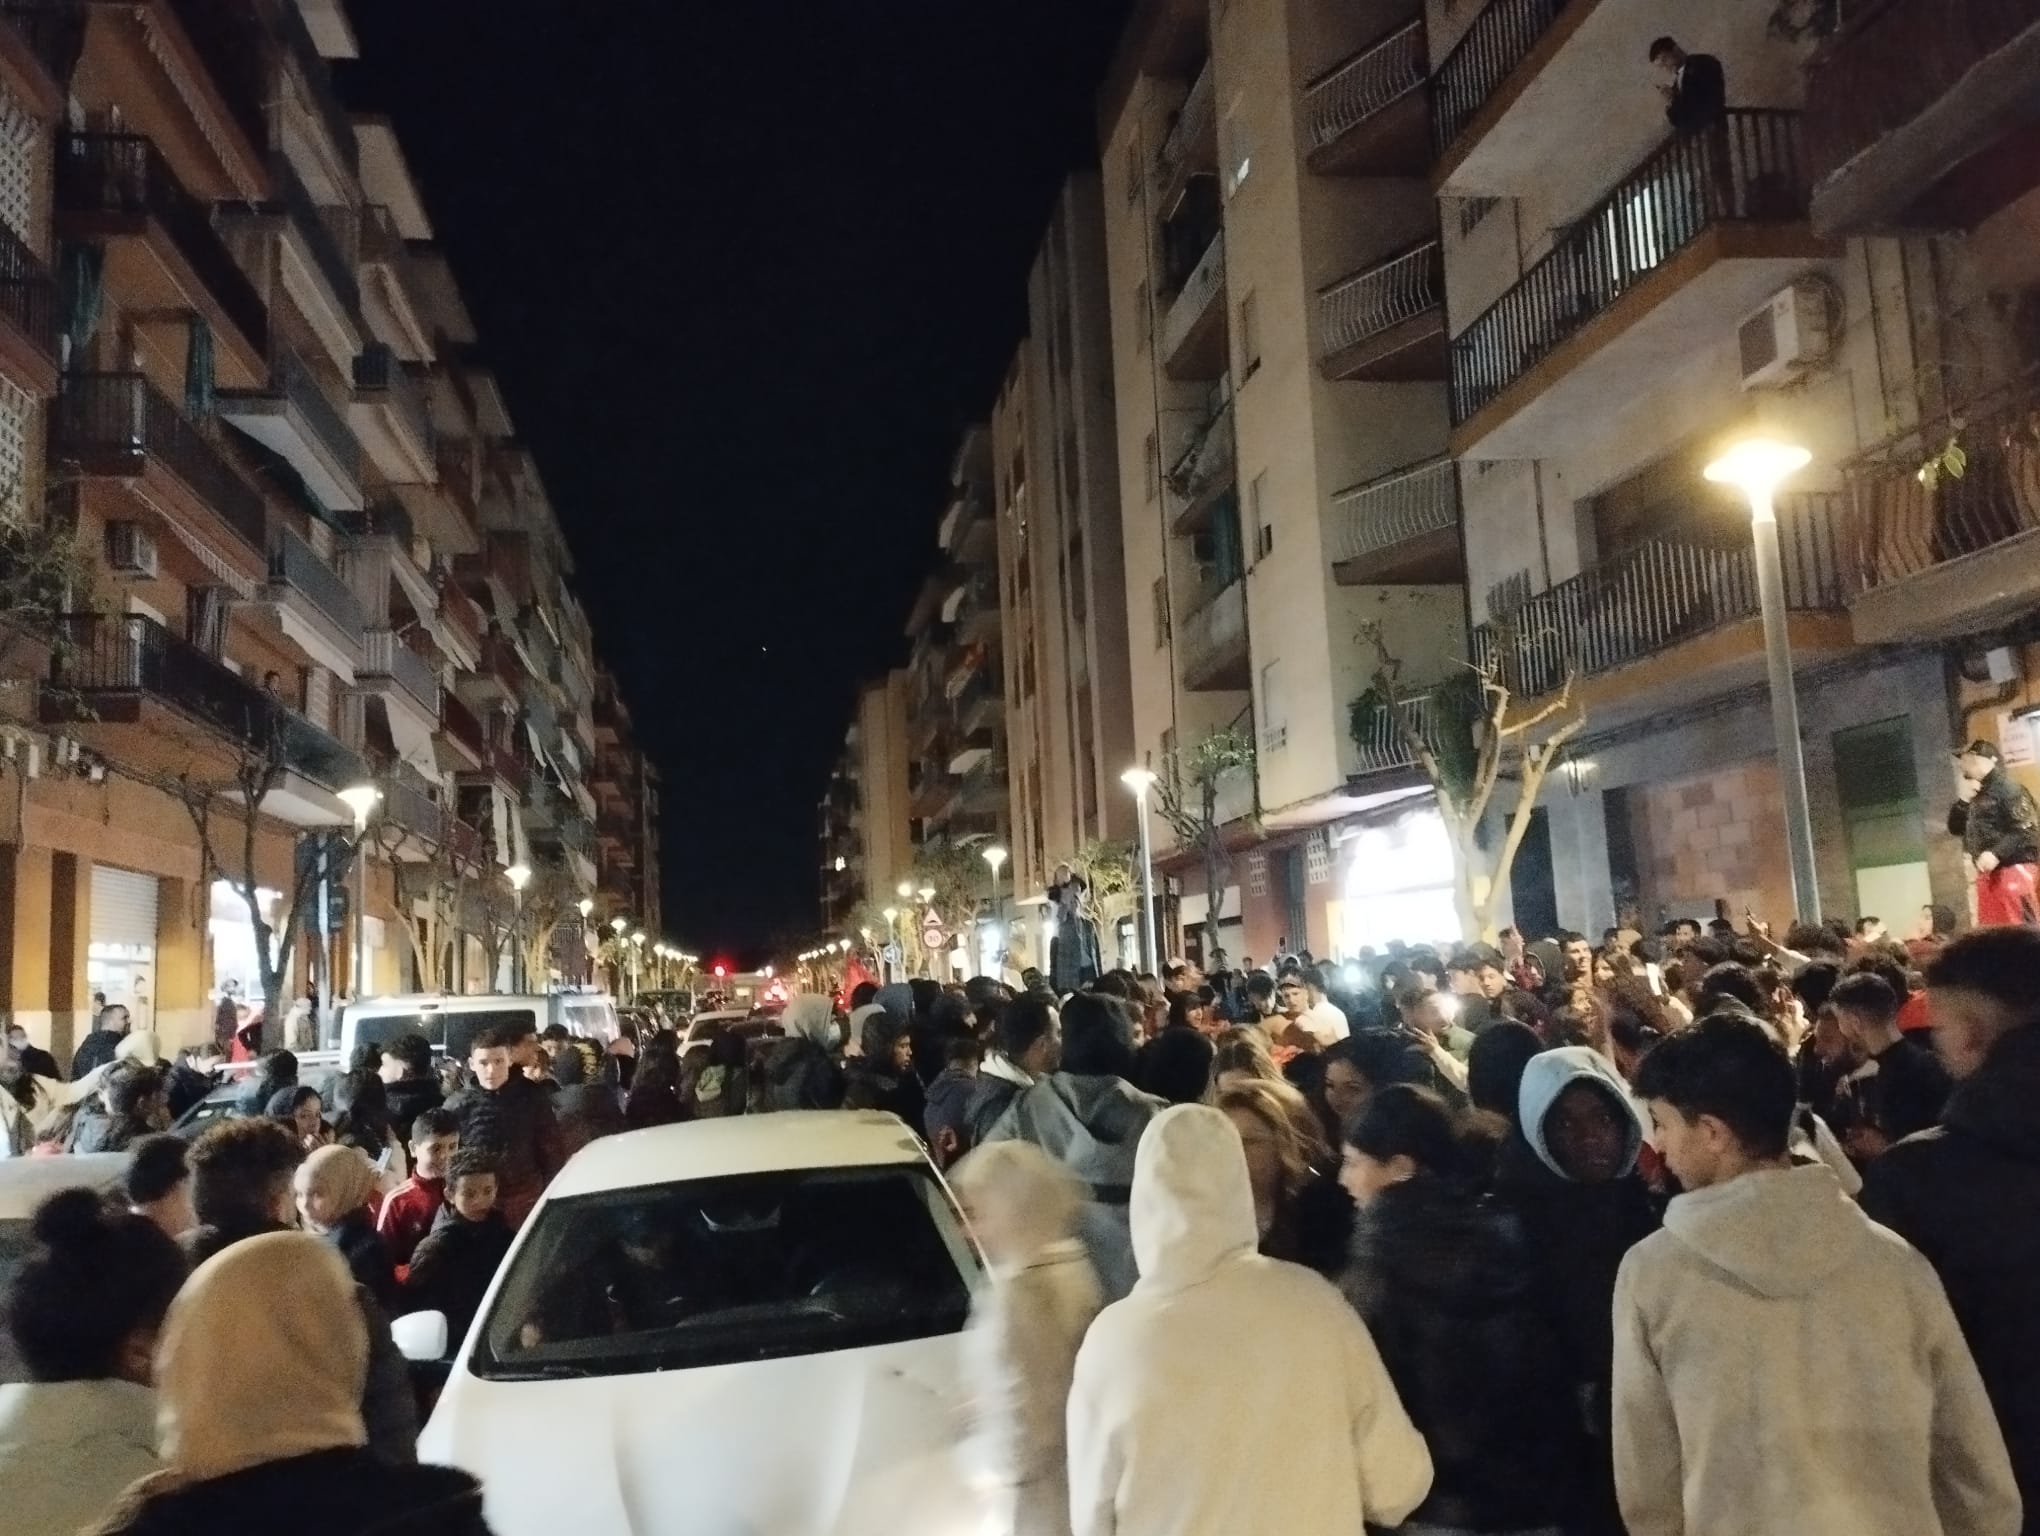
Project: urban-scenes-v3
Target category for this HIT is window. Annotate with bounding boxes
[1258,659,1287,752]
[1143,431,1159,501]
[1237,290,1260,379]
[0,378,31,517]
[1224,112,1252,197]
[1150,575,1170,648]
[1250,471,1273,563]
[0,82,36,247]
[1135,278,1150,354]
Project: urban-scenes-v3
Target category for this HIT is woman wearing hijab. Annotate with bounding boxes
[952,1141,1103,1536]
[92,1232,490,1535]
[296,1145,398,1315]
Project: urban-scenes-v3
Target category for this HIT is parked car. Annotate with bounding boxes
[339,993,621,1069]
[410,1113,985,1534]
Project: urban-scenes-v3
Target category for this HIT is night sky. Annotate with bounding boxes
[346,2,1130,959]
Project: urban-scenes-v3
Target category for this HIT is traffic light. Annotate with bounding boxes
[712,962,728,979]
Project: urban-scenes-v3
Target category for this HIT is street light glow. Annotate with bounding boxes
[917,884,935,902]
[982,844,1008,873]
[882,906,898,922]
[337,782,382,828]
[631,929,646,946]
[897,880,914,899]
[1704,437,1811,516]
[610,916,627,935]
[1121,765,1157,797]
[577,897,594,918]
[505,862,532,893]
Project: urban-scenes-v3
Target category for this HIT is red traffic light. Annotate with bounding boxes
[712,963,728,979]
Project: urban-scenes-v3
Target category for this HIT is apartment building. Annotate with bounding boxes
[990,174,1137,971]
[592,666,660,937]
[817,670,913,933]
[1097,0,1465,962]
[1425,0,2039,931]
[0,0,625,1061]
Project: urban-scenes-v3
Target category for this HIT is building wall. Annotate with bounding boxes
[856,670,913,899]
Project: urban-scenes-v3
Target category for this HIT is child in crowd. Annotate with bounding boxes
[377,1108,460,1269]
[404,1149,513,1349]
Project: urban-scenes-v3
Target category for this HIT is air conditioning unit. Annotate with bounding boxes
[1739,281,1832,389]
[104,521,158,579]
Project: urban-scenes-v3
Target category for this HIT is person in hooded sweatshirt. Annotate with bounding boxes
[93,1232,492,1536]
[969,994,1060,1145]
[843,1007,924,1130]
[1067,1104,1432,1536]
[0,1189,186,1536]
[952,1140,1103,1536]
[1493,1043,1658,1536]
[981,992,1164,1302]
[760,993,847,1113]
[296,1144,399,1315]
[1615,1012,2019,1536]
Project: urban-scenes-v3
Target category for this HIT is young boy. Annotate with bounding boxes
[404,1148,513,1349]
[377,1107,459,1268]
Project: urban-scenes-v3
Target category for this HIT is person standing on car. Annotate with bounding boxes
[447,1023,563,1231]
[92,1232,493,1536]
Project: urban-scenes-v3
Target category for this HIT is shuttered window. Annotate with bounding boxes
[0,80,36,245]
[90,866,160,955]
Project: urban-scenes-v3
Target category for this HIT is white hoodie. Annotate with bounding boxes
[1065,1104,1431,1536]
[1613,1162,2020,1536]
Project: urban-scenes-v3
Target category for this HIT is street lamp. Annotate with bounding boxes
[629,928,646,1001]
[1705,436,1820,921]
[917,884,935,904]
[505,862,532,992]
[981,844,1008,977]
[337,783,381,1002]
[881,906,900,982]
[1121,765,1160,974]
[897,880,914,900]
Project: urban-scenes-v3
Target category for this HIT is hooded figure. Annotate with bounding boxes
[93,1232,489,1536]
[1066,1106,1431,1536]
[1613,1163,2018,1536]
[760,995,845,1113]
[980,995,1163,1301]
[297,1146,397,1315]
[1496,1046,1659,1536]
[952,1142,1103,1536]
[843,1007,922,1130]
[549,1037,622,1155]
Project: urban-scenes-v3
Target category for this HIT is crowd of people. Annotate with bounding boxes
[0,902,2033,1536]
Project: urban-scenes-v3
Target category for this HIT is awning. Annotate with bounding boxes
[379,694,438,776]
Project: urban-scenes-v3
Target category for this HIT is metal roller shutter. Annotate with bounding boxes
[90,866,160,952]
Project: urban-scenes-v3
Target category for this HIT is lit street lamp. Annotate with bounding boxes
[337,783,381,1002]
[881,906,899,982]
[981,844,1008,976]
[505,861,532,991]
[629,928,646,1001]
[1705,437,1819,921]
[897,880,914,900]
[1121,765,1159,974]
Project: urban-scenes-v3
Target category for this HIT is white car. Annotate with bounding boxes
[413,1113,989,1535]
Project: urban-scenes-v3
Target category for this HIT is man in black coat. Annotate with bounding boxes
[1861,928,2040,1536]
[68,1003,130,1080]
[1950,739,2040,926]
[1649,36,1725,136]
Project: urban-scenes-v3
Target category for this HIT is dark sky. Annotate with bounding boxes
[345,2,1130,960]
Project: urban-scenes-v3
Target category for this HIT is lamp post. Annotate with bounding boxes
[1705,437,1820,921]
[337,784,381,1003]
[981,844,1008,976]
[1121,766,1160,974]
[577,897,593,984]
[881,906,899,982]
[630,929,645,1001]
[505,862,532,991]
[609,915,627,996]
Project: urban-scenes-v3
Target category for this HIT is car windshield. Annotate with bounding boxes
[560,998,617,1043]
[350,1007,538,1064]
[471,1164,976,1380]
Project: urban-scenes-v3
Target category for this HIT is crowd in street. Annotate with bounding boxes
[0,904,2034,1536]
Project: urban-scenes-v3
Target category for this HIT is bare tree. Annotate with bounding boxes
[1154,725,1254,952]
[1357,623,1585,941]
[386,813,487,992]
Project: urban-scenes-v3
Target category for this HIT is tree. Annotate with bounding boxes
[1354,622,1585,942]
[1070,839,1137,932]
[387,814,487,992]
[1153,724,1254,951]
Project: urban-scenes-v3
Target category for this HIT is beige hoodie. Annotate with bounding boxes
[1613,1163,2020,1536]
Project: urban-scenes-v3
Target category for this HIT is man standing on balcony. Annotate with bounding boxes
[1950,741,2040,926]
[1649,37,1725,137]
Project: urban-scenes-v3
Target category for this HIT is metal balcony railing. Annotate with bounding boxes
[51,372,268,552]
[1320,240,1442,360]
[1331,458,1460,565]
[1471,497,1847,697]
[1306,19,1428,153]
[269,522,363,636]
[1449,111,1811,425]
[1161,231,1226,361]
[55,132,267,353]
[1840,381,2040,593]
[1805,0,2040,188]
[1431,0,1568,157]
[1179,578,1246,678]
[1155,61,1215,185]
[274,0,359,176]
[335,499,415,546]
[0,217,55,358]
[276,155,360,319]
[438,581,484,652]
[381,762,444,843]
[436,438,477,515]
[439,687,487,761]
[1168,393,1237,505]
[354,343,434,456]
[49,611,365,787]
[362,629,439,713]
[1353,691,1433,774]
[271,345,361,481]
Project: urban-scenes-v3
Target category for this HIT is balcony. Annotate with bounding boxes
[0,218,57,395]
[0,1,85,110]
[435,580,485,667]
[1840,380,2040,641]
[1806,0,2040,238]
[350,344,435,484]
[1154,61,1216,207]
[219,346,364,512]
[1448,111,1828,460]
[1179,577,1249,692]
[258,522,363,676]
[950,666,1001,734]
[1352,691,1431,776]
[274,0,358,184]
[1159,230,1227,382]
[50,372,268,575]
[1318,240,1446,382]
[1471,495,1850,723]
[358,204,433,362]
[358,628,440,729]
[1331,457,1463,585]
[44,611,366,824]
[437,688,487,771]
[54,132,266,383]
[945,568,999,642]
[1168,390,1236,535]
[1304,19,1431,177]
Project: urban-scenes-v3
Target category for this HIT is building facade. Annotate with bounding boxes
[818,669,913,936]
[0,0,639,1063]
[592,666,660,939]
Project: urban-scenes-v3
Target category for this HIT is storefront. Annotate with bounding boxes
[1333,806,1462,954]
[87,865,158,1033]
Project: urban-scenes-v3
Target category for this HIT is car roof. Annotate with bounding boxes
[346,994,552,1013]
[0,1154,129,1219]
[543,1111,929,1201]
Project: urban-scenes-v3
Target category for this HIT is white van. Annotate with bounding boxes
[340,993,621,1067]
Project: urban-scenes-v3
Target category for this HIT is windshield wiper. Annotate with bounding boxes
[479,1361,593,1381]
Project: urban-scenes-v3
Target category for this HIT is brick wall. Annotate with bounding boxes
[1630,758,1797,925]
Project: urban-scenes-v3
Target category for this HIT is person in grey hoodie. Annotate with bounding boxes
[981,992,1163,1302]
[1617,1013,2018,1536]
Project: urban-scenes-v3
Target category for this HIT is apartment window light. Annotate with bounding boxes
[1224,114,1252,197]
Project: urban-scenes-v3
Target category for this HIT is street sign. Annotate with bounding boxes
[312,884,349,935]
[921,919,947,952]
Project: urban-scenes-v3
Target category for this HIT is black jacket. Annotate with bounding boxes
[758,1037,845,1113]
[1949,766,2040,867]
[68,1027,122,1080]
[1665,52,1726,136]
[445,1073,562,1205]
[384,1074,444,1136]
[1343,1175,1589,1531]
[1862,1025,2040,1536]
[328,1210,400,1316]
[405,1203,514,1351]
[98,1447,490,1536]
[15,1042,58,1081]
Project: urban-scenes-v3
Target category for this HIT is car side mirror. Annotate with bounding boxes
[391,1309,449,1363]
